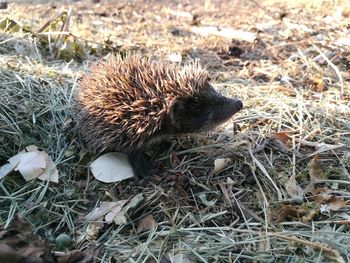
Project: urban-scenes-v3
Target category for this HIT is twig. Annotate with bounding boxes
[270,233,345,263]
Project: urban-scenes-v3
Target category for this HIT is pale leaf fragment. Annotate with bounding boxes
[0,163,15,179]
[85,201,127,222]
[213,158,231,174]
[10,152,46,181]
[90,153,134,183]
[123,193,144,212]
[76,222,104,244]
[171,254,195,263]
[113,212,127,225]
[285,175,303,199]
[5,145,58,182]
[37,151,59,183]
[137,214,157,233]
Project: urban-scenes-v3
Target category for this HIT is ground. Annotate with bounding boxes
[0,0,350,262]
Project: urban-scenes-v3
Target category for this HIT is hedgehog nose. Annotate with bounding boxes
[236,99,243,110]
[231,98,243,112]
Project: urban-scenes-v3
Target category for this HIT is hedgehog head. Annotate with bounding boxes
[163,81,243,134]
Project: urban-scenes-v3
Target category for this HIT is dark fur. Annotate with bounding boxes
[73,56,242,177]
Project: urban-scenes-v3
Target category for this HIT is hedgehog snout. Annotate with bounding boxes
[210,97,243,125]
[229,98,243,113]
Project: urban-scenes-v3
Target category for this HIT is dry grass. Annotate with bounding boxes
[0,0,350,262]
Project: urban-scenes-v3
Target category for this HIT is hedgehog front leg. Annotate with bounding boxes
[128,150,151,178]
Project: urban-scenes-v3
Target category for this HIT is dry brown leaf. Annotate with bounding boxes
[327,196,347,211]
[137,215,157,233]
[307,186,332,203]
[271,132,291,143]
[306,186,346,212]
[0,215,55,263]
[307,76,325,92]
[285,175,303,199]
[308,155,326,181]
[275,205,307,223]
[306,185,329,196]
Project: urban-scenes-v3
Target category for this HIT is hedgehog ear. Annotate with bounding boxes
[168,98,185,126]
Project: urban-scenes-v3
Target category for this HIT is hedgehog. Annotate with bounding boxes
[73,56,243,178]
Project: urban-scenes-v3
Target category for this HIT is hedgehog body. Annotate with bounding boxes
[73,56,242,177]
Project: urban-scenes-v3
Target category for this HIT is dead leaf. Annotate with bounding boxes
[36,151,59,183]
[57,247,101,263]
[275,205,307,223]
[0,163,14,180]
[76,222,103,244]
[26,146,59,183]
[0,214,55,263]
[307,75,325,92]
[57,250,86,263]
[137,215,157,233]
[90,153,134,183]
[271,132,291,143]
[85,201,128,222]
[285,175,303,199]
[308,155,326,181]
[306,186,332,203]
[85,194,144,226]
[327,196,347,211]
[306,186,346,212]
[10,152,46,181]
[213,158,231,174]
[3,146,59,183]
[123,193,144,212]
